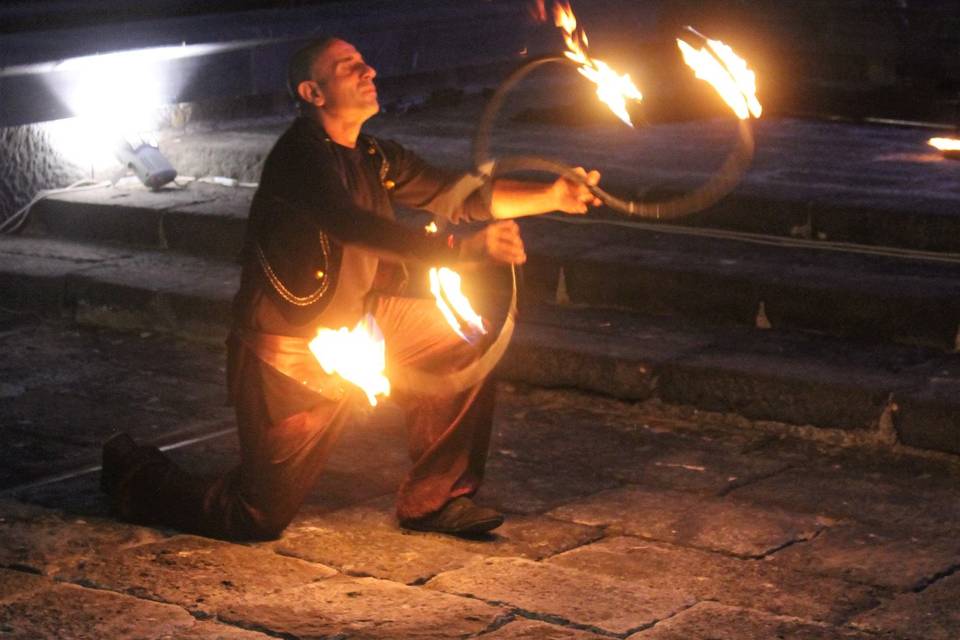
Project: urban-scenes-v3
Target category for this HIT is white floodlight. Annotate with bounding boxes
[115,134,177,189]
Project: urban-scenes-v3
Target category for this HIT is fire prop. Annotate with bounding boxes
[391,266,518,398]
[929,137,960,160]
[309,314,390,406]
[553,1,643,127]
[474,1,762,220]
[676,27,762,121]
[430,267,488,343]
[266,195,517,401]
[305,268,510,403]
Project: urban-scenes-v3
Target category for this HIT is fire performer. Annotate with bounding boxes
[100,37,601,540]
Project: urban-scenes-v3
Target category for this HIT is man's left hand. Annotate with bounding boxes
[551,167,602,214]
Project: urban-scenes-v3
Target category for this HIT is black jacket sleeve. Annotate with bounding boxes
[253,120,461,266]
[378,138,493,224]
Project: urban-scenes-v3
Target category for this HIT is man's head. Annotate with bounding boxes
[288,37,379,123]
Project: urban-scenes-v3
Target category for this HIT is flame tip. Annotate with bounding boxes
[551,0,643,126]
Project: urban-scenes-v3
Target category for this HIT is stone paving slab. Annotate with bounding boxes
[426,556,695,636]
[0,577,199,640]
[477,455,621,515]
[728,463,960,530]
[0,319,234,491]
[273,498,601,585]
[55,534,338,616]
[548,485,828,557]
[482,618,609,639]
[629,601,876,640]
[217,574,508,640]
[492,382,791,495]
[0,315,226,386]
[0,499,166,576]
[0,428,98,491]
[767,521,960,591]
[850,572,960,640]
[161,620,275,639]
[549,536,880,625]
[9,474,108,518]
[1,567,271,638]
[0,568,48,601]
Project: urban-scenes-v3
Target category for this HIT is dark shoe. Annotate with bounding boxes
[100,432,169,522]
[100,432,138,496]
[400,497,504,535]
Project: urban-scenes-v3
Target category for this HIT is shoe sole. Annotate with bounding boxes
[401,515,504,535]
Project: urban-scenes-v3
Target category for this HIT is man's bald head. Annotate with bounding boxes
[287,37,340,109]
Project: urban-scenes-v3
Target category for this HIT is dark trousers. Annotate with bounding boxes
[114,296,497,540]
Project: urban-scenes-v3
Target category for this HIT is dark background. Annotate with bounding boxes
[1,0,959,124]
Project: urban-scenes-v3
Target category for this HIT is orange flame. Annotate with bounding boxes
[424,221,439,234]
[430,267,487,343]
[676,34,762,120]
[528,0,547,23]
[929,137,960,152]
[308,314,390,406]
[553,1,643,127]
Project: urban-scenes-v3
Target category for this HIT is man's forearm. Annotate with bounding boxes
[489,179,558,219]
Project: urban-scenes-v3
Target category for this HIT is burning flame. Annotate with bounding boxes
[429,267,487,343]
[929,137,960,152]
[553,1,643,127]
[308,314,390,406]
[424,221,439,234]
[676,33,762,120]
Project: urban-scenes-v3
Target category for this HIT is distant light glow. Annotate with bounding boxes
[929,137,960,152]
[42,44,207,169]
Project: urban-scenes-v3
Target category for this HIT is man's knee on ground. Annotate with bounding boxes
[218,500,298,541]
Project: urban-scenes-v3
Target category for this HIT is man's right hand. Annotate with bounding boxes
[459,220,527,265]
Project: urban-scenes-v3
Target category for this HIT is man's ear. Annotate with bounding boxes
[297,80,325,108]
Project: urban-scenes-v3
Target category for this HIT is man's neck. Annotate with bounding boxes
[315,109,363,148]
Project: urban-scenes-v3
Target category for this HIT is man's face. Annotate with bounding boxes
[312,39,379,121]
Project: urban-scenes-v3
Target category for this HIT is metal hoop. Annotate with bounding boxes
[473,55,755,220]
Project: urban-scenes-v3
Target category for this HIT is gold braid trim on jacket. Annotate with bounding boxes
[254,231,332,306]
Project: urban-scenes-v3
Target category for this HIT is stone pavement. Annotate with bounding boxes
[2,311,960,639]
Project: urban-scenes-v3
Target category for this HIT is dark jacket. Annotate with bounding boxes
[234,116,492,330]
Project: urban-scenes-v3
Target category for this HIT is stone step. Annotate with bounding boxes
[25,180,960,350]
[148,112,960,253]
[1,234,957,456]
[513,215,960,351]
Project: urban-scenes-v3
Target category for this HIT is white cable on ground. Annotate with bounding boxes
[0,179,112,235]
